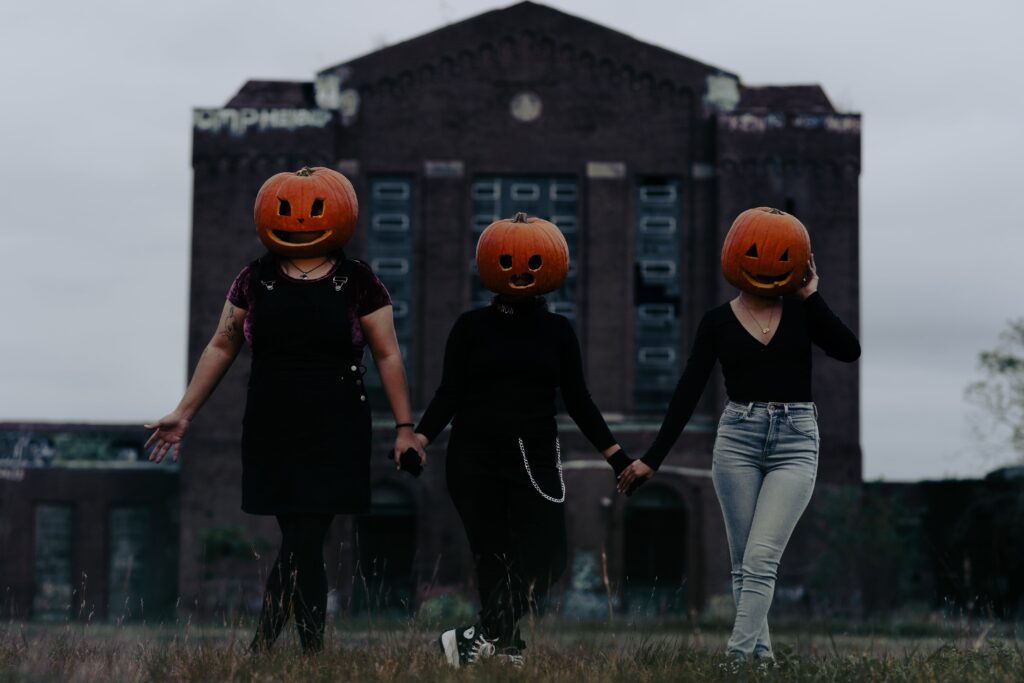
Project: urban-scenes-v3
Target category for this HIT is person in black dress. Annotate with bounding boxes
[415,213,633,667]
[145,167,424,653]
[618,208,860,661]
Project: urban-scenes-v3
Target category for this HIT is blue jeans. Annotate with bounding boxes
[711,401,819,660]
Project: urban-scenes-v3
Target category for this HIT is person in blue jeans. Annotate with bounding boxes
[618,208,860,660]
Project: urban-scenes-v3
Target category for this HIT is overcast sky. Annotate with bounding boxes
[1,0,1022,480]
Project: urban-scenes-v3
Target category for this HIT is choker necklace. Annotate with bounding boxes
[289,257,333,279]
[493,296,540,315]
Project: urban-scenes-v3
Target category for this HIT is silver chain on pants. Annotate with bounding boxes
[517,437,565,504]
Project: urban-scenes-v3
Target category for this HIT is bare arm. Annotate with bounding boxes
[144,300,246,462]
[360,305,427,467]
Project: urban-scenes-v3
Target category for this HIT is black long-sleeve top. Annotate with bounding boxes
[416,297,617,451]
[642,291,860,470]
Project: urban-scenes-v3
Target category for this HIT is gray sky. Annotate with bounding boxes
[1,0,1022,480]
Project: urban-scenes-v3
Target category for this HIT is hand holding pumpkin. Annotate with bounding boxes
[795,254,819,300]
[144,411,190,463]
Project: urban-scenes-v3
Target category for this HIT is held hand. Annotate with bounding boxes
[796,253,819,300]
[144,411,190,463]
[617,459,654,494]
[394,429,427,470]
[606,447,636,494]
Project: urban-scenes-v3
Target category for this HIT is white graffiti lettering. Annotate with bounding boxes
[192,108,333,137]
[0,464,25,482]
[720,112,785,133]
[824,115,861,133]
[724,112,860,134]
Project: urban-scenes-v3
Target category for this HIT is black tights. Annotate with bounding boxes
[446,435,568,647]
[251,514,334,653]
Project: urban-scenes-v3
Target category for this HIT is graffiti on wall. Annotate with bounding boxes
[720,112,785,133]
[792,114,861,133]
[721,112,860,134]
[193,108,333,137]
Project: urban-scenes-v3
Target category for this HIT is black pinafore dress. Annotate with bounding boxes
[240,256,372,515]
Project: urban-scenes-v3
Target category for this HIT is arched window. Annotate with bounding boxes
[622,484,687,613]
[353,482,417,614]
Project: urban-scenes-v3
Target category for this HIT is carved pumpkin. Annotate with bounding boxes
[476,212,569,297]
[721,207,811,296]
[253,166,358,258]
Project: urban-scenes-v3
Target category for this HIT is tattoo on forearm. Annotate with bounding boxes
[220,305,241,341]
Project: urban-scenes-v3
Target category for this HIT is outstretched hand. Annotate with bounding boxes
[144,411,189,463]
[617,459,654,493]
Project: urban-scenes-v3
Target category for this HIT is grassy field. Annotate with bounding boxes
[2,618,1023,682]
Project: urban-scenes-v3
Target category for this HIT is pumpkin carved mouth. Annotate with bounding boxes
[741,268,794,289]
[270,229,331,245]
[509,273,536,289]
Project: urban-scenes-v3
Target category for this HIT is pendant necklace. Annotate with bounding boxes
[289,257,333,279]
[740,299,777,335]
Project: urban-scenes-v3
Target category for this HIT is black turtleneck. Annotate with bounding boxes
[416,297,617,451]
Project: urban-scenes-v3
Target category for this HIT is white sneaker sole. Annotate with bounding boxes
[439,629,460,668]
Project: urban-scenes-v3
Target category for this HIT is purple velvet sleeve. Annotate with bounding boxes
[226,265,252,309]
[226,265,255,346]
[352,262,392,316]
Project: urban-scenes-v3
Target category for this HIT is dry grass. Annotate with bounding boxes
[1,619,1023,682]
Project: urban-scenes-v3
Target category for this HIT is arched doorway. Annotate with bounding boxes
[353,482,417,614]
[622,484,687,614]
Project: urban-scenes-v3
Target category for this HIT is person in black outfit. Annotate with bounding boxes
[415,213,632,668]
[145,167,424,653]
[618,210,860,661]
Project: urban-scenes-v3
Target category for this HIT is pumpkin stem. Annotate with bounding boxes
[512,211,530,223]
[296,167,314,177]
[766,207,783,214]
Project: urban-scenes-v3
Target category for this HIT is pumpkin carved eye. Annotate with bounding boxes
[499,254,513,270]
[528,254,543,270]
[779,248,789,262]
[745,243,758,258]
[311,198,324,217]
[278,198,291,216]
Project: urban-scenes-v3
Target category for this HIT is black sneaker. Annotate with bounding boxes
[438,624,497,668]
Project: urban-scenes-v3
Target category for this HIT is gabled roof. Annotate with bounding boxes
[226,80,315,108]
[739,85,835,113]
[319,1,734,88]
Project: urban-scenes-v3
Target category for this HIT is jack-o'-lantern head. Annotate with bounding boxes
[721,207,811,296]
[253,166,358,257]
[476,212,569,297]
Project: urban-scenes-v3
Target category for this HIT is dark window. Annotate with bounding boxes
[623,485,687,614]
[33,504,73,620]
[365,176,415,409]
[634,179,682,411]
[108,506,150,621]
[353,483,417,614]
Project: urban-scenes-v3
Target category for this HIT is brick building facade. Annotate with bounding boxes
[184,2,861,616]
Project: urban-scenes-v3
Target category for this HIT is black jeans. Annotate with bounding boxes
[251,514,334,653]
[446,433,568,647]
